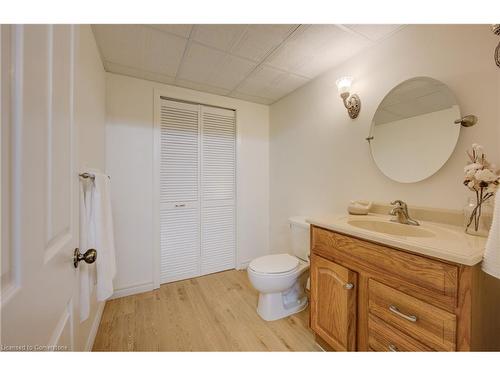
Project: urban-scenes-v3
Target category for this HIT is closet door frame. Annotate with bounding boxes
[152,90,238,289]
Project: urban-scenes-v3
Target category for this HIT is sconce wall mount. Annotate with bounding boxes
[340,92,361,119]
[336,76,361,119]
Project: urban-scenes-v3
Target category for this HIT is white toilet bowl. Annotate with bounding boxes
[248,253,309,321]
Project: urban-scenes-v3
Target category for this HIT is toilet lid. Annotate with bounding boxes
[249,254,299,274]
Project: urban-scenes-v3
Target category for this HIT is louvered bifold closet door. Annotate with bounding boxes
[201,106,236,275]
[159,99,201,284]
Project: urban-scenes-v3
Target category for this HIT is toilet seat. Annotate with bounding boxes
[249,254,299,274]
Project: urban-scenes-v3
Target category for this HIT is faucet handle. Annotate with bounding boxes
[390,200,408,216]
[390,200,407,208]
[389,200,419,226]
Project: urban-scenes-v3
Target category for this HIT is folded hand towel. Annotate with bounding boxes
[79,178,94,322]
[482,192,500,279]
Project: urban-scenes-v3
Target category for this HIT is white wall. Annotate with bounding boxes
[106,73,269,296]
[269,25,500,253]
[75,25,106,351]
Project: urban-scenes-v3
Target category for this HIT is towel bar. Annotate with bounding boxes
[79,172,110,180]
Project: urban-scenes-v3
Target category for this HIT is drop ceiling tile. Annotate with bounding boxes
[141,71,176,85]
[178,42,256,90]
[230,24,298,62]
[415,90,456,111]
[230,92,274,105]
[206,54,256,90]
[175,79,230,96]
[384,101,428,118]
[373,109,403,125]
[236,66,282,95]
[237,65,308,100]
[192,24,247,51]
[344,24,402,41]
[105,61,175,85]
[177,43,224,83]
[92,25,147,69]
[264,73,309,99]
[104,61,145,78]
[381,80,446,107]
[147,24,193,38]
[267,25,371,78]
[143,27,187,77]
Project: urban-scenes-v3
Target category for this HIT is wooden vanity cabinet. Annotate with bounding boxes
[309,225,500,351]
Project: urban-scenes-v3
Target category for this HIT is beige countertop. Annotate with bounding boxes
[306,213,486,266]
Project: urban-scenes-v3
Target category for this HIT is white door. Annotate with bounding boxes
[156,98,236,284]
[200,106,236,275]
[1,25,79,350]
[158,99,201,283]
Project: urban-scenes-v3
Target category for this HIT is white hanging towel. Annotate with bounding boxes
[92,173,117,301]
[482,192,500,279]
[79,179,94,322]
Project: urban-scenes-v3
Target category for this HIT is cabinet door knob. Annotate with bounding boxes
[389,305,417,322]
[344,283,354,290]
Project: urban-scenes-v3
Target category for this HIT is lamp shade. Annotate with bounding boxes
[336,76,353,94]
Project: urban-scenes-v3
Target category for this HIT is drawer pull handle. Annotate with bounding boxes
[388,344,398,352]
[175,204,186,207]
[344,283,354,290]
[389,305,417,322]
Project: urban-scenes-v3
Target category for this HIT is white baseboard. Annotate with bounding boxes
[237,260,251,270]
[84,301,105,351]
[111,282,154,300]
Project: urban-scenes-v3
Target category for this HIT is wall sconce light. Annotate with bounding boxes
[336,76,361,119]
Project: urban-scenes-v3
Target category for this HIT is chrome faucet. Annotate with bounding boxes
[389,200,420,226]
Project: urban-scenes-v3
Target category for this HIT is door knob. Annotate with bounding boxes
[73,248,97,268]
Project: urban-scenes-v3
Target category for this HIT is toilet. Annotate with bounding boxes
[248,216,310,321]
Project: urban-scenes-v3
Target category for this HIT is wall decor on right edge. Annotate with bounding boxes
[492,24,500,68]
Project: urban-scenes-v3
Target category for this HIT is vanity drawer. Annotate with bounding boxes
[368,279,456,351]
[311,226,458,310]
[368,314,433,352]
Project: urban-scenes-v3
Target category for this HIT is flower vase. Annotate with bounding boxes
[464,197,494,237]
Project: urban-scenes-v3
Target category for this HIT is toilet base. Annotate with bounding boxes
[256,281,308,321]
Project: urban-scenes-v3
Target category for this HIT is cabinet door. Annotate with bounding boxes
[310,254,358,351]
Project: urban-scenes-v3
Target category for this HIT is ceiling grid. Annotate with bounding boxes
[92,24,403,104]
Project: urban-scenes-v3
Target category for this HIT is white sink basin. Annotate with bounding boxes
[347,218,435,238]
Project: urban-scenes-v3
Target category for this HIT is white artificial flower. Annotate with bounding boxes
[464,163,483,173]
[472,143,484,152]
[465,169,476,178]
[487,184,498,194]
[475,169,498,182]
[468,180,476,189]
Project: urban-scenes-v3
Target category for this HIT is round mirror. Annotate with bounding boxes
[369,77,461,183]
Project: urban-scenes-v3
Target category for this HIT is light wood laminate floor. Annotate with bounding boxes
[93,270,320,351]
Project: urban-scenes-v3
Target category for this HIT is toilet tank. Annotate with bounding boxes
[288,216,310,261]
